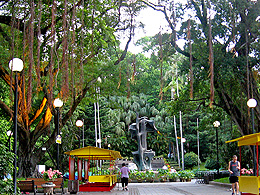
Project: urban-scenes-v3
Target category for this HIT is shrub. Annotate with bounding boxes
[205,158,218,170]
[167,172,179,180]
[145,171,156,182]
[0,144,16,194]
[157,168,169,181]
[178,170,195,180]
[184,152,200,168]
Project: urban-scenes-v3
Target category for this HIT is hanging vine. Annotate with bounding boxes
[36,0,42,91]
[208,18,214,108]
[159,30,164,101]
[48,1,56,107]
[27,0,35,114]
[187,19,193,99]
[61,0,69,99]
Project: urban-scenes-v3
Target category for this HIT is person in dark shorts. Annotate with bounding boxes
[119,163,130,191]
[228,155,240,195]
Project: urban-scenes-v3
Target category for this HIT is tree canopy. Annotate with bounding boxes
[0,0,260,181]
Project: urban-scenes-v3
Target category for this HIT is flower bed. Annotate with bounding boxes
[241,168,253,176]
[128,169,194,183]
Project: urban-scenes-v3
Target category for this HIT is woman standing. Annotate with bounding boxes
[228,155,240,195]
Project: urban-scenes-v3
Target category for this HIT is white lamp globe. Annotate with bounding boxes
[76,120,83,127]
[213,121,220,128]
[247,98,257,108]
[7,130,13,136]
[9,58,24,72]
[53,98,63,108]
[97,77,102,83]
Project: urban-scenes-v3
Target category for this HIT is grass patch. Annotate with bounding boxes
[193,162,206,170]
[213,177,229,183]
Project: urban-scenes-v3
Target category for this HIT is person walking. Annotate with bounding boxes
[119,163,130,191]
[228,155,240,195]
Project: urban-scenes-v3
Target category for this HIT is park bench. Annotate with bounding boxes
[17,180,37,195]
[26,177,64,194]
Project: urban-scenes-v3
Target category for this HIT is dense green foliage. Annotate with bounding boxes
[205,158,218,170]
[184,152,200,169]
[0,144,15,194]
[0,0,259,181]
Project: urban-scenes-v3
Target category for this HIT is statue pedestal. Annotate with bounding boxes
[133,150,155,171]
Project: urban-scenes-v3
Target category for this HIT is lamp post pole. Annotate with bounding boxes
[53,98,63,171]
[247,98,257,176]
[9,58,23,194]
[13,71,18,193]
[57,106,60,170]
[213,121,220,178]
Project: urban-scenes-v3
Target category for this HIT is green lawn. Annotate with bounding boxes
[213,177,229,183]
[192,162,206,170]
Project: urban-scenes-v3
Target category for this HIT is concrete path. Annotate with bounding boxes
[27,180,233,195]
[75,180,232,195]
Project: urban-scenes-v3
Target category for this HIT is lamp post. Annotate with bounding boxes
[213,121,220,178]
[76,119,84,147]
[53,98,63,171]
[247,98,257,176]
[9,58,23,194]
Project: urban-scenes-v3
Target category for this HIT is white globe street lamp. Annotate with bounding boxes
[213,121,220,128]
[53,98,63,108]
[247,98,257,108]
[53,98,63,170]
[9,58,23,194]
[76,120,83,127]
[213,121,220,178]
[9,58,24,72]
[247,98,257,176]
[76,119,85,147]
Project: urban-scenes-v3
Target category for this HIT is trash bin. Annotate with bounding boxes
[68,180,79,194]
[203,174,210,184]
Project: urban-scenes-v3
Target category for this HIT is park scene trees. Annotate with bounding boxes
[0,0,259,193]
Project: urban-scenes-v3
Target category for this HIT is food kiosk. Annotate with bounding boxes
[65,146,122,192]
[226,133,260,195]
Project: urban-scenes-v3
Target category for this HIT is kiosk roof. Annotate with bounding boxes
[64,146,122,160]
[225,132,260,146]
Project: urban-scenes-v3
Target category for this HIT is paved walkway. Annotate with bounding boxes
[76,180,232,195]
[28,180,232,195]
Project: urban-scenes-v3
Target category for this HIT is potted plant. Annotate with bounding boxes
[145,170,156,183]
[158,168,169,182]
[168,172,179,182]
[186,170,195,182]
[135,171,146,183]
[128,170,136,183]
[41,168,63,184]
[241,168,253,176]
[178,170,187,182]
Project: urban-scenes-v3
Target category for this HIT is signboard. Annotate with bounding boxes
[56,135,62,144]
